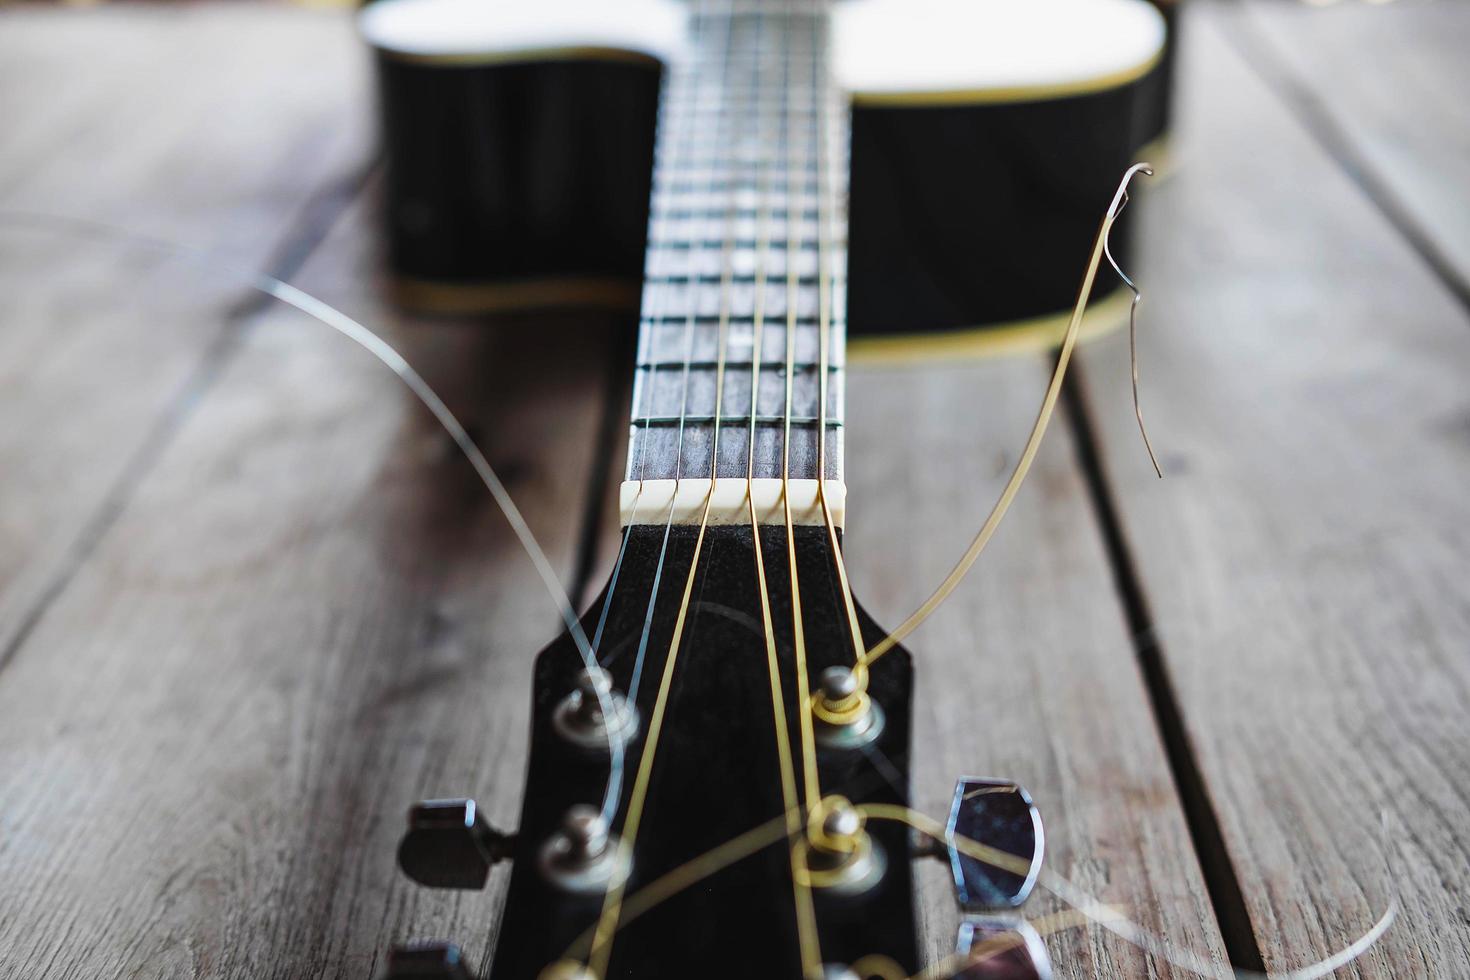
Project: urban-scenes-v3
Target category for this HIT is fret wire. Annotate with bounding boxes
[669,9,733,485]
[637,359,839,371]
[627,3,844,483]
[644,275,832,286]
[645,240,842,251]
[655,208,822,220]
[745,0,776,485]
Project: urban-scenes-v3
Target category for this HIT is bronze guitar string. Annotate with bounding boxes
[740,12,823,976]
[780,14,828,821]
[857,162,1157,675]
[777,17,829,973]
[810,19,874,725]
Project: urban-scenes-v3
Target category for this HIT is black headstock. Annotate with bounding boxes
[494,523,918,978]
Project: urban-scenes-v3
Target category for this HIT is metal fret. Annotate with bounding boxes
[637,359,840,371]
[646,246,839,280]
[626,6,847,484]
[643,274,829,286]
[654,179,827,196]
[632,415,842,428]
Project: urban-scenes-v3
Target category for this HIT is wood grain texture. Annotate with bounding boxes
[1237,0,1470,300]
[0,182,621,978]
[1077,3,1470,974]
[842,354,1228,978]
[0,5,370,659]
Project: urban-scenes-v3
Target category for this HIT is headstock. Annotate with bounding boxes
[493,523,918,978]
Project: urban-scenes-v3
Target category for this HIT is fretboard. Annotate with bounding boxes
[624,4,847,493]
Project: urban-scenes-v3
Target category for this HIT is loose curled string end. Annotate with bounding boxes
[1104,163,1164,479]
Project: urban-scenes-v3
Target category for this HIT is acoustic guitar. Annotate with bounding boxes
[357,1,1171,977]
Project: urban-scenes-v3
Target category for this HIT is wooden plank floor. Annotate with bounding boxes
[0,5,370,659]
[1239,0,1470,307]
[1076,1,1470,976]
[0,1,1465,978]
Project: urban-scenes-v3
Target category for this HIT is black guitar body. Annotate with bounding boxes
[492,525,916,979]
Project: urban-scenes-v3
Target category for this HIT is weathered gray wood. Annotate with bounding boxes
[0,183,619,978]
[1078,3,1470,974]
[843,354,1228,977]
[1238,0,1470,299]
[0,4,370,659]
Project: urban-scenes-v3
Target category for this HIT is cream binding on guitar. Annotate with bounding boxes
[360,1,1167,977]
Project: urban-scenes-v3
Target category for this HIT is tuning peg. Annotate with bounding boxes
[397,799,513,890]
[946,778,1044,911]
[381,941,478,980]
[954,916,1053,980]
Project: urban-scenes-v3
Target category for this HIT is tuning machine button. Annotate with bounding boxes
[552,666,640,753]
[805,796,887,896]
[946,778,1044,911]
[953,916,1054,980]
[538,804,629,895]
[381,941,478,980]
[397,799,513,890]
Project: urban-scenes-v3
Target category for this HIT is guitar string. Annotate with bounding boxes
[857,163,1155,673]
[585,4,750,972]
[780,15,823,819]
[741,9,821,976]
[810,16,872,710]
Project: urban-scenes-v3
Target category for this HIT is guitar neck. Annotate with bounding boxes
[624,4,847,500]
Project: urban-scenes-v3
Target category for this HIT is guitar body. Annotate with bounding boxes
[362,1,1164,976]
[362,0,1169,349]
